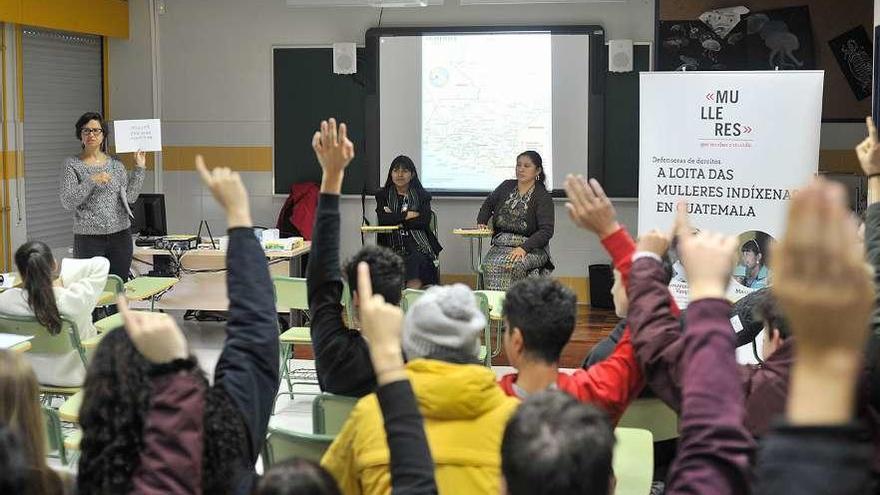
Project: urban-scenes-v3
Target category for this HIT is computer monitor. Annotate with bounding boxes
[131,193,167,236]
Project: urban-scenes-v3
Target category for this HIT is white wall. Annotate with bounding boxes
[109,0,655,276]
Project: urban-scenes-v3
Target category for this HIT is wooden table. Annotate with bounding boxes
[131,243,311,312]
[453,229,493,289]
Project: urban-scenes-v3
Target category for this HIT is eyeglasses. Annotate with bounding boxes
[81,128,103,136]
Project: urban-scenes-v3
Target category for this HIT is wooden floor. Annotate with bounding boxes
[294,304,621,369]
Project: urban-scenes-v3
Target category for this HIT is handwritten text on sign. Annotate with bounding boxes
[113,119,162,153]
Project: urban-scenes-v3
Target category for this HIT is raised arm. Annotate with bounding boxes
[309,118,377,397]
[357,262,437,494]
[666,209,754,495]
[56,257,110,317]
[119,297,205,495]
[60,158,97,210]
[757,180,874,495]
[196,157,279,463]
[124,151,147,203]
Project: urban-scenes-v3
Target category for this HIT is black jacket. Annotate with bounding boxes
[215,227,280,493]
[374,187,443,256]
[308,193,377,397]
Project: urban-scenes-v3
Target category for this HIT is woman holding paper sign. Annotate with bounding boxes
[477,151,554,290]
[60,112,146,280]
[375,155,442,288]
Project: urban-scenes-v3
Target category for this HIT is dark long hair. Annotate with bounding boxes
[78,327,249,495]
[517,151,546,188]
[14,242,61,335]
[256,458,342,495]
[75,112,109,152]
[383,155,427,195]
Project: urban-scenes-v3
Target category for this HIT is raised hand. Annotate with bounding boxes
[772,180,872,353]
[312,118,355,194]
[195,155,252,228]
[118,296,188,364]
[357,262,406,384]
[856,116,880,176]
[135,150,147,169]
[675,203,738,300]
[564,175,621,238]
[637,229,672,258]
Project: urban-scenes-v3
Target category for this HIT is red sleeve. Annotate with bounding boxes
[130,370,205,495]
[570,328,644,425]
[601,227,636,287]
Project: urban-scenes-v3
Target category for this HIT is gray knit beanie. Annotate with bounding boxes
[402,284,486,364]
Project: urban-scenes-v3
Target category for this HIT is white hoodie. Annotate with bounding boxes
[0,256,109,386]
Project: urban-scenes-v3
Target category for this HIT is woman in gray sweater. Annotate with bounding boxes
[60,112,146,280]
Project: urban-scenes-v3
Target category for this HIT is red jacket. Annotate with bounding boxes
[497,227,649,425]
[276,182,319,240]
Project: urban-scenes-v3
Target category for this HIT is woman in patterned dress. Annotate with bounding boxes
[477,151,554,290]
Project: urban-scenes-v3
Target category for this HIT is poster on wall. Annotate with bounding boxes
[638,71,824,308]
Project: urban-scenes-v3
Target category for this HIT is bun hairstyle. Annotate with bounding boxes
[13,242,61,335]
[518,151,545,187]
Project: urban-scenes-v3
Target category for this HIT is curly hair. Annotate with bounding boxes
[503,278,577,363]
[343,245,405,305]
[78,328,250,495]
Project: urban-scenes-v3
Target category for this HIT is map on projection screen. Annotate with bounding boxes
[420,33,553,191]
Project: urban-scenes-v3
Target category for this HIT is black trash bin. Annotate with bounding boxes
[588,264,615,310]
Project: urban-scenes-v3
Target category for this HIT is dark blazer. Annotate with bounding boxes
[375,187,443,256]
[477,179,554,252]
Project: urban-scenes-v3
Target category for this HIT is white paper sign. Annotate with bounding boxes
[113,119,162,153]
[638,71,824,307]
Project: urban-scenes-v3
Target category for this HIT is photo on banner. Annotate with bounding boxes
[638,71,824,308]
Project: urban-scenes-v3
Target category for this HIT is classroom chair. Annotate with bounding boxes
[262,426,335,470]
[475,289,506,359]
[273,276,320,407]
[401,289,493,366]
[613,427,654,495]
[42,406,70,466]
[429,211,441,271]
[618,398,680,443]
[0,313,87,400]
[312,393,358,435]
[95,274,125,308]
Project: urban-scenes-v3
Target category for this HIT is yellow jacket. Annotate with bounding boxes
[321,359,519,495]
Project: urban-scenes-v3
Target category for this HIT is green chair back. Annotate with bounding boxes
[0,313,86,366]
[312,393,358,435]
[42,406,68,465]
[400,288,425,313]
[612,427,654,495]
[273,276,309,312]
[341,280,355,326]
[618,398,679,442]
[401,289,492,366]
[104,274,124,296]
[262,426,335,471]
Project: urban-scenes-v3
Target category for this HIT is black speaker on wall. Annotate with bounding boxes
[588,264,615,310]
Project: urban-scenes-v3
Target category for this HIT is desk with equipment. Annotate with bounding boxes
[129,193,312,312]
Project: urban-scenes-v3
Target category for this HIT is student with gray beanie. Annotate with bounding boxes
[323,283,518,494]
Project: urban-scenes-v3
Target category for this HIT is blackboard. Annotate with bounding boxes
[600,44,651,198]
[273,48,369,195]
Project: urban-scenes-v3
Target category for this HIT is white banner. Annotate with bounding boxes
[638,71,824,307]
[113,119,162,153]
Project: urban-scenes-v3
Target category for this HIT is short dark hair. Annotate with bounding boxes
[752,291,791,339]
[502,391,614,495]
[503,278,576,363]
[256,458,341,495]
[75,112,109,152]
[343,245,405,305]
[517,150,546,187]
